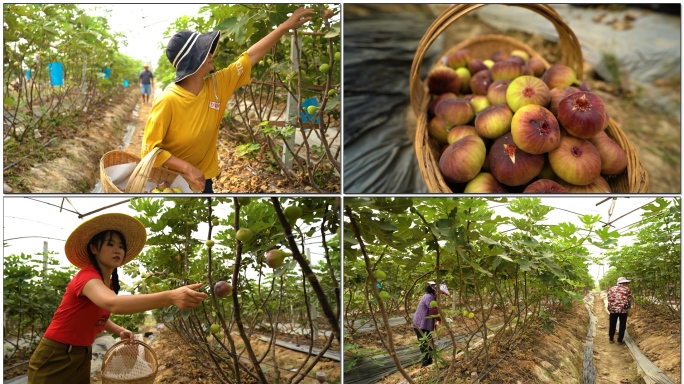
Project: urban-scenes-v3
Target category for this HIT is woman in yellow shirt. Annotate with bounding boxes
[142,8,314,193]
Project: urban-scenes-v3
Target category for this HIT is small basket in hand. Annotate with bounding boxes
[101,340,158,384]
[409,4,649,193]
[100,147,199,193]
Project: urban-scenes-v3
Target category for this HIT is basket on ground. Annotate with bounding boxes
[409,4,649,193]
[101,340,158,384]
[100,148,198,193]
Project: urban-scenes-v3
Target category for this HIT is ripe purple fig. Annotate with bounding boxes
[506,76,551,112]
[510,50,530,62]
[468,58,488,75]
[435,98,475,127]
[470,95,490,114]
[470,69,493,95]
[214,281,233,298]
[520,64,534,77]
[464,172,508,193]
[486,80,510,105]
[541,64,578,89]
[579,81,591,92]
[491,50,508,62]
[447,125,478,145]
[548,135,601,185]
[506,56,525,67]
[489,133,545,186]
[474,104,513,139]
[444,49,472,69]
[587,131,628,175]
[526,57,546,77]
[523,179,568,193]
[491,61,523,81]
[427,66,460,95]
[439,135,486,184]
[557,91,606,139]
[429,93,457,117]
[558,177,611,193]
[548,86,580,116]
[428,116,450,144]
[510,105,560,154]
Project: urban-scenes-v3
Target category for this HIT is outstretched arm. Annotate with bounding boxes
[82,279,208,315]
[246,8,315,66]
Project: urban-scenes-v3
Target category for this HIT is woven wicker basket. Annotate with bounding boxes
[101,340,158,384]
[100,148,198,193]
[410,4,649,193]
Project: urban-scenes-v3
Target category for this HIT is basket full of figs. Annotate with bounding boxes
[409,4,649,193]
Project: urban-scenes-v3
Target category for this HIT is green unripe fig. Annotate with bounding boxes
[328,89,336,96]
[319,63,329,72]
[462,310,469,317]
[373,270,386,280]
[334,52,340,60]
[468,312,475,319]
[284,205,303,222]
[236,228,253,242]
[307,105,317,115]
[205,239,215,248]
[259,60,264,66]
[464,243,474,251]
[238,197,251,206]
[430,300,438,308]
[212,217,219,226]
[378,291,390,300]
[210,324,220,333]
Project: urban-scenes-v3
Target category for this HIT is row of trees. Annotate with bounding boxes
[599,197,680,318]
[343,197,615,382]
[3,4,140,143]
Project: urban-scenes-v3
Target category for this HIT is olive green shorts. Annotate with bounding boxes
[28,337,92,384]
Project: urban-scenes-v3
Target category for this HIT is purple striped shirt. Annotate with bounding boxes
[413,293,436,331]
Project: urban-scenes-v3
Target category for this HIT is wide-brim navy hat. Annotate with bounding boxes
[166,30,220,83]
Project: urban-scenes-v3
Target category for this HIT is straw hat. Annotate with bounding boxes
[616,277,631,284]
[65,213,147,269]
[166,30,220,83]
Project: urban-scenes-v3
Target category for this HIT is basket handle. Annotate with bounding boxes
[410,4,584,116]
[125,147,164,193]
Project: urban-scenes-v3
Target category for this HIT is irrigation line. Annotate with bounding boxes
[3,137,58,171]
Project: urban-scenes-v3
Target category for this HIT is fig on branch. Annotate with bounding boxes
[214,281,232,298]
[284,205,303,222]
[265,249,290,269]
[205,239,215,248]
[236,228,253,242]
[373,270,386,280]
[210,324,220,333]
[430,300,438,308]
[378,291,390,300]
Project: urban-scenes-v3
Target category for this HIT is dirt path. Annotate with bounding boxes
[592,294,640,384]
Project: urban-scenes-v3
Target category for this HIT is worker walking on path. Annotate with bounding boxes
[607,276,633,344]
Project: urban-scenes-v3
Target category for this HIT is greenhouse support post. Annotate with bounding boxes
[42,241,48,276]
[81,57,87,108]
[283,34,302,169]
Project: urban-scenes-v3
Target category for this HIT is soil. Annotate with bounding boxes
[353,293,680,383]
[4,86,340,194]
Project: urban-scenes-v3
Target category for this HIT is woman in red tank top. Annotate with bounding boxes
[28,213,209,384]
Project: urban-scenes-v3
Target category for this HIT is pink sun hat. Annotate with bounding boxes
[617,277,631,284]
[428,281,451,296]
